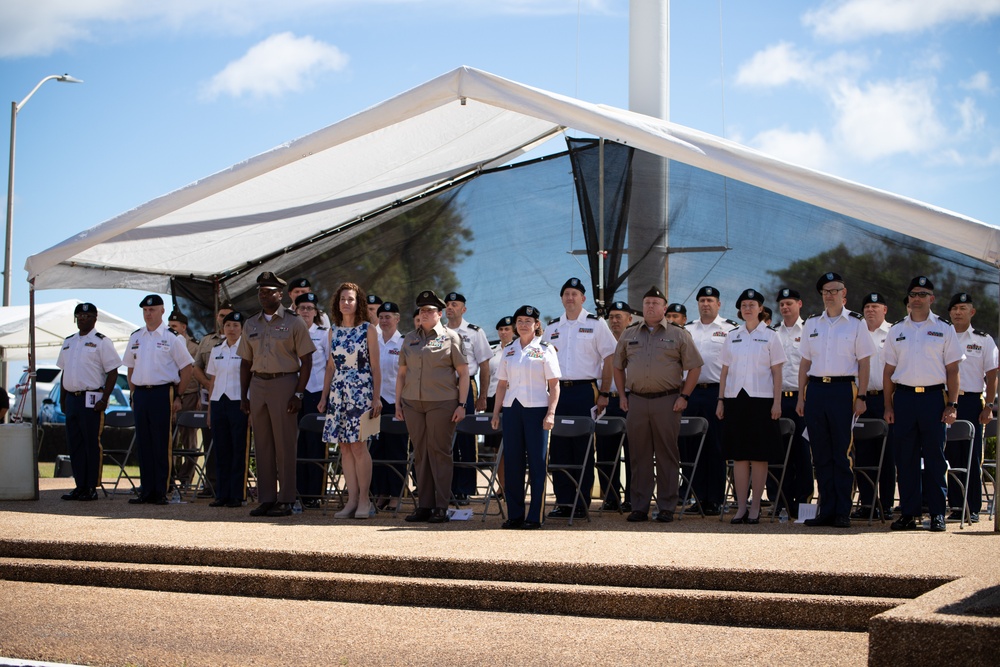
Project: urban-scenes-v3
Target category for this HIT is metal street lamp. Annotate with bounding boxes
[3,73,82,393]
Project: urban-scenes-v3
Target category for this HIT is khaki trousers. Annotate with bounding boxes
[627,394,681,513]
[402,398,457,509]
[249,374,299,504]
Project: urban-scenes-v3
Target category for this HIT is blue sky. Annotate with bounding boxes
[1,0,998,337]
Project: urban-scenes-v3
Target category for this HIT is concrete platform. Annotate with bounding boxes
[0,478,995,666]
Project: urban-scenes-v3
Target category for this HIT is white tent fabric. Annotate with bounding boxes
[25,66,1000,292]
[0,300,138,362]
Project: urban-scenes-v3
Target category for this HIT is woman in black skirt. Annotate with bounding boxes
[716,289,786,524]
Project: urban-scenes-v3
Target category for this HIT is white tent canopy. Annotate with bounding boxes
[25,66,1000,293]
[0,300,138,363]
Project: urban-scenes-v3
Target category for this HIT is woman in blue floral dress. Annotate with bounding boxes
[319,282,382,519]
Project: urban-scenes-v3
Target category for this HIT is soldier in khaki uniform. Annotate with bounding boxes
[239,272,315,517]
[395,290,469,524]
[167,311,203,483]
[613,286,703,523]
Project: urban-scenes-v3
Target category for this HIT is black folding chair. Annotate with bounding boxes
[297,412,343,513]
[946,420,976,529]
[546,416,596,526]
[372,413,415,517]
[451,414,505,521]
[720,418,796,523]
[983,418,996,520]
[677,416,709,520]
[851,418,890,525]
[170,410,212,500]
[101,409,137,498]
[594,416,627,515]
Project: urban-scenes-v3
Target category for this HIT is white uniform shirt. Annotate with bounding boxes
[798,309,875,377]
[498,337,561,408]
[954,327,999,394]
[378,329,404,404]
[542,308,617,381]
[487,342,507,398]
[56,329,122,392]
[205,338,243,401]
[122,323,194,386]
[685,316,738,384]
[305,324,330,394]
[775,318,804,391]
[883,314,965,386]
[452,320,492,369]
[867,321,891,391]
[721,323,786,399]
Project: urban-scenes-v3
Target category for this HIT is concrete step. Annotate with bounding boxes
[0,556,903,632]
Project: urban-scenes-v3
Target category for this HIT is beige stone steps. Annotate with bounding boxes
[0,555,905,633]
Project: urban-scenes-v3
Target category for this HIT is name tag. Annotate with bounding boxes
[927,331,943,338]
[84,342,97,348]
[809,333,819,338]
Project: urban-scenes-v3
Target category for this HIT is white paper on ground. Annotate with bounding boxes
[794,503,818,523]
[447,508,473,520]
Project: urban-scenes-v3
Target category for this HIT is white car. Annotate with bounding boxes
[10,366,61,422]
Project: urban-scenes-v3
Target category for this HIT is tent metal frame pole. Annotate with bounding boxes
[28,281,39,499]
[996,267,999,532]
[598,138,605,309]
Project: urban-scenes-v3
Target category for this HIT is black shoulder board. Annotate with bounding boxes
[848,311,863,320]
[550,317,561,324]
[213,339,225,348]
[467,323,480,331]
[724,318,739,328]
[627,321,642,328]
[891,318,906,326]
[131,326,142,334]
[65,332,77,340]
[669,322,685,329]
[806,313,822,320]
[586,313,598,320]
[974,329,990,337]
[167,328,181,336]
[316,326,328,331]
[540,341,550,347]
[767,324,779,332]
[94,332,106,339]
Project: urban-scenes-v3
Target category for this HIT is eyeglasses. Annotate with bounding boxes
[297,305,316,311]
[908,291,933,299]
[819,288,844,296]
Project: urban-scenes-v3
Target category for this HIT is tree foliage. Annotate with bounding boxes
[767,240,998,337]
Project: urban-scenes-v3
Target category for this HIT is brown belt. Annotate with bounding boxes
[628,389,680,400]
[253,371,295,380]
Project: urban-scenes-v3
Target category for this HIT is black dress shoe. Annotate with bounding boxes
[547,506,572,519]
[746,514,760,525]
[521,521,542,530]
[427,508,450,523]
[81,488,99,501]
[196,489,215,499]
[833,514,851,528]
[929,515,946,532]
[601,498,621,511]
[655,511,674,523]
[405,508,432,523]
[572,507,588,519]
[626,510,648,522]
[501,518,524,529]
[149,495,169,505]
[850,506,871,520]
[969,512,980,523]
[804,514,836,527]
[249,502,276,517]
[731,513,747,525]
[209,499,228,507]
[127,496,147,505]
[890,515,919,531]
[225,500,243,508]
[61,488,83,501]
[266,502,293,517]
[303,499,322,509]
[454,493,470,507]
[621,501,632,512]
[701,502,722,516]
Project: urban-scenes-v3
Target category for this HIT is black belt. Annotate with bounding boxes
[560,379,596,387]
[134,384,171,391]
[68,389,101,396]
[608,391,620,398]
[628,389,680,400]
[781,391,798,397]
[253,371,295,380]
[867,389,884,396]
[808,375,855,384]
[894,383,945,393]
[696,383,719,389]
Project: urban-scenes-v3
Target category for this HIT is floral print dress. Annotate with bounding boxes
[322,322,374,444]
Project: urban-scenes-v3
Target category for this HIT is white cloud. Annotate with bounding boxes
[955,97,986,138]
[735,41,868,88]
[201,33,348,100]
[747,127,837,173]
[960,70,994,93]
[831,78,947,161]
[804,0,1000,42]
[0,0,606,58]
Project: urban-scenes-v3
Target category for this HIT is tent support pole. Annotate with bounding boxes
[996,267,999,533]
[598,138,605,310]
[28,280,38,500]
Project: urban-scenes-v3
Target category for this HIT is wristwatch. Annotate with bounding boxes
[598,391,610,398]
[294,392,304,400]
[679,393,690,400]
[948,402,959,408]
[856,395,867,402]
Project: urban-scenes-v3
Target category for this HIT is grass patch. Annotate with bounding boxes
[38,461,140,480]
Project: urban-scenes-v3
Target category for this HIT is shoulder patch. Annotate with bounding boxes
[467,323,480,331]
[586,313,598,320]
[94,332,106,339]
[848,311,863,320]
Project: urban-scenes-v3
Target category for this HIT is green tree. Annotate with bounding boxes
[767,241,998,337]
